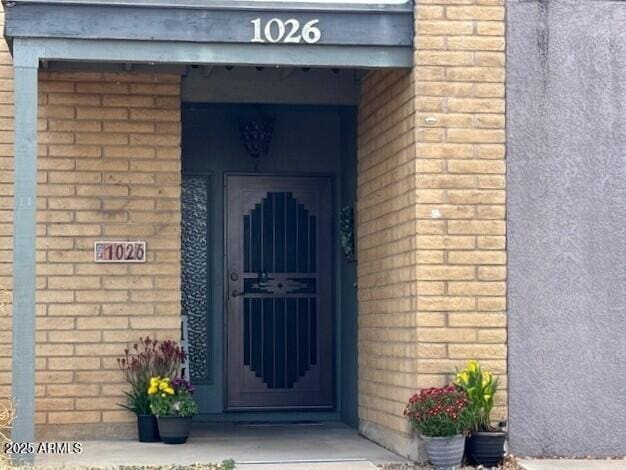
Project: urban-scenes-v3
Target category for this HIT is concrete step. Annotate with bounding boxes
[237,461,378,470]
[519,459,626,470]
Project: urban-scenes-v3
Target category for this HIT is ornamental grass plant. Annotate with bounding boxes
[404,385,472,437]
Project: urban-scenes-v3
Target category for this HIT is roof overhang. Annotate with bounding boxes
[2,0,414,68]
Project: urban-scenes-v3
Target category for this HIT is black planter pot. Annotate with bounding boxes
[157,416,193,444]
[137,414,160,443]
[465,431,506,467]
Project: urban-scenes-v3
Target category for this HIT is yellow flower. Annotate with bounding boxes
[482,371,492,387]
[468,360,479,372]
[147,385,158,395]
[159,381,168,391]
[150,377,160,386]
[456,371,469,385]
[165,387,175,395]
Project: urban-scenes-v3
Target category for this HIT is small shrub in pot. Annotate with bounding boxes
[117,337,187,442]
[149,376,198,444]
[455,360,506,466]
[404,385,471,469]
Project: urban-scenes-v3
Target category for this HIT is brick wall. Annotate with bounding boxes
[32,70,182,434]
[356,69,419,457]
[357,0,506,460]
[0,5,182,433]
[414,0,507,419]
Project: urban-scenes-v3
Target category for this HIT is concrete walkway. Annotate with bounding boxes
[519,459,626,470]
[35,422,407,469]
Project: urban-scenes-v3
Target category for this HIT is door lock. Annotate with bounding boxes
[231,289,244,298]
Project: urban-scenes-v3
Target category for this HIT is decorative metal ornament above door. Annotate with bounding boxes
[239,115,275,172]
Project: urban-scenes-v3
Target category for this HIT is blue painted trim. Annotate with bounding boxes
[15,37,413,69]
[5,3,413,46]
[6,0,413,14]
[11,64,38,464]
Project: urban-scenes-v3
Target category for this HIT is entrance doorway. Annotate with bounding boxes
[181,94,358,424]
[226,175,333,409]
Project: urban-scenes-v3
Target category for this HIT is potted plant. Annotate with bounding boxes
[118,337,187,443]
[455,360,506,467]
[404,385,471,469]
[149,376,198,444]
[118,337,160,442]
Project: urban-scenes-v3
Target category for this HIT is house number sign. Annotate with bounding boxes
[251,18,322,44]
[94,241,146,263]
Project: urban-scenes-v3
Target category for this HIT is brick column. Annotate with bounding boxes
[357,0,506,461]
[414,0,507,419]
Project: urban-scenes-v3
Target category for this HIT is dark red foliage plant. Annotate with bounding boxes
[117,337,187,416]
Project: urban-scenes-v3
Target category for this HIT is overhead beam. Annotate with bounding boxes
[4,3,413,47]
[15,38,413,69]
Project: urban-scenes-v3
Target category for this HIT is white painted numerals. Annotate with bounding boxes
[251,18,321,44]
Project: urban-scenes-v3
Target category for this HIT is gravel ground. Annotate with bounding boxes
[377,456,521,470]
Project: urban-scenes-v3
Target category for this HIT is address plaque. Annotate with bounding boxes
[94,241,146,263]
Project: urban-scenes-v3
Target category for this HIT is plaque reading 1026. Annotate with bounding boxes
[251,18,321,44]
[94,241,146,263]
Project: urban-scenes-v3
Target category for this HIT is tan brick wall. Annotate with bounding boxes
[0,6,182,433]
[414,0,507,420]
[357,0,506,459]
[356,69,419,457]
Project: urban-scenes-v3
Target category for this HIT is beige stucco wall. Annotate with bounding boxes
[356,0,506,461]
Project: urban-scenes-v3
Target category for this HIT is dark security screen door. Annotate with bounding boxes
[226,175,333,409]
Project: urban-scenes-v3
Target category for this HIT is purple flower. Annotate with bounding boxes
[172,377,195,394]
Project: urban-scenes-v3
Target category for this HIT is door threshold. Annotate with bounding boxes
[194,411,341,423]
[234,420,325,426]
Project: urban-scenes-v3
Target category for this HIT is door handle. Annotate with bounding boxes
[231,289,245,298]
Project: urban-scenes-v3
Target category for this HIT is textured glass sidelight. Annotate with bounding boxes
[181,175,211,383]
[242,192,318,389]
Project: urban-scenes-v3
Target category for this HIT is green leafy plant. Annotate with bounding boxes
[117,337,187,416]
[404,386,471,437]
[149,377,198,418]
[454,360,500,432]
